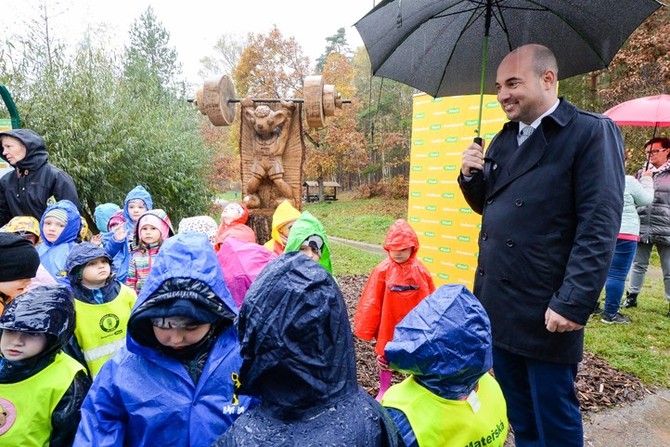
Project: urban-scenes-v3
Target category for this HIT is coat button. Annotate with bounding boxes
[486,198,494,205]
[515,199,523,207]
[502,277,511,284]
[506,239,515,247]
[481,232,488,241]
[492,163,498,170]
[478,268,485,276]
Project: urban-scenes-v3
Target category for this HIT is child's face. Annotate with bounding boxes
[128,200,147,222]
[152,321,211,350]
[300,245,321,262]
[42,216,66,243]
[389,247,413,264]
[278,220,296,243]
[140,225,162,245]
[0,278,32,299]
[1,330,47,361]
[82,257,111,287]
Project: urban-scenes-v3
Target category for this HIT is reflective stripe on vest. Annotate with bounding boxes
[382,373,508,447]
[74,284,136,377]
[0,353,84,446]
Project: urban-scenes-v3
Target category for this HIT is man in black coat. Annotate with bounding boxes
[458,44,624,447]
[0,129,81,227]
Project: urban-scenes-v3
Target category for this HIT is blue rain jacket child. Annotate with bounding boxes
[212,252,402,447]
[74,232,255,447]
[36,199,81,284]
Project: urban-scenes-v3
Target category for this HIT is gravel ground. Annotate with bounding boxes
[338,274,670,445]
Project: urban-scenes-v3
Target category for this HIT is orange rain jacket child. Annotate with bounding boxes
[354,219,436,356]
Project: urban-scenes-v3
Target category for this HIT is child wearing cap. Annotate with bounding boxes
[263,200,301,255]
[0,232,41,313]
[36,199,82,284]
[214,202,256,251]
[0,285,92,446]
[74,232,256,447]
[65,242,137,378]
[382,284,508,447]
[284,211,333,274]
[354,219,436,401]
[127,209,173,294]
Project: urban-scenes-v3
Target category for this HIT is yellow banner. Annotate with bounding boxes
[407,94,506,288]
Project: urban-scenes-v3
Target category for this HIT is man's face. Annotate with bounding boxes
[495,48,550,124]
[42,217,66,243]
[82,257,111,287]
[645,142,669,168]
[0,278,32,299]
[127,200,147,222]
[1,136,27,165]
[1,330,47,362]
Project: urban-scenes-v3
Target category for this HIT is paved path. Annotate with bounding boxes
[329,236,386,256]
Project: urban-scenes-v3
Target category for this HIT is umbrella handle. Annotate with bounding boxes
[470,137,483,176]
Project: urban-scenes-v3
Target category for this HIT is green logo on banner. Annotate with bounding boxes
[409,217,420,222]
[457,235,471,242]
[445,137,458,143]
[430,124,442,130]
[415,112,426,119]
[440,220,453,226]
[442,193,454,199]
[426,205,436,211]
[456,263,469,270]
[427,179,438,185]
[459,208,473,213]
[439,247,451,253]
[432,98,443,103]
[425,231,435,237]
[438,273,450,279]
[443,165,457,171]
[448,107,460,114]
[486,101,499,108]
[428,152,439,157]
[412,166,423,171]
[411,192,421,197]
[413,140,424,145]
[423,257,434,264]
[465,119,478,126]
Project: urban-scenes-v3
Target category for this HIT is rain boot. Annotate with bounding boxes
[622,292,638,308]
[375,370,392,402]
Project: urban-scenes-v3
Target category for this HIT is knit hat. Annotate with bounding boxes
[0,233,41,282]
[43,208,69,224]
[137,209,173,241]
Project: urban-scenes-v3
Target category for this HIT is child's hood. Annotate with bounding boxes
[127,232,237,351]
[284,211,332,273]
[3,215,41,240]
[237,252,357,412]
[0,285,75,355]
[94,202,121,232]
[384,284,492,398]
[65,242,112,282]
[269,200,301,244]
[0,128,48,171]
[39,199,81,247]
[123,185,154,222]
[383,219,420,257]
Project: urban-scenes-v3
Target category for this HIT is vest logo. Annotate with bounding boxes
[464,420,506,447]
[99,313,121,333]
[222,404,246,415]
[0,398,17,435]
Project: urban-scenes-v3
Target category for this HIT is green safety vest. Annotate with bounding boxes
[383,373,508,447]
[74,284,136,377]
[0,352,84,446]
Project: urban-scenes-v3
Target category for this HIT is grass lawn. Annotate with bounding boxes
[310,193,670,388]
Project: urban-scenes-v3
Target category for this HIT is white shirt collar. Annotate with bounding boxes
[519,99,560,134]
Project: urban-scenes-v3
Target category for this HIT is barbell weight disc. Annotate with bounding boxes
[203,75,236,126]
[322,84,337,117]
[304,75,326,129]
[194,87,206,115]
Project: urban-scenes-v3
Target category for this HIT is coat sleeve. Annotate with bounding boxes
[73,358,128,447]
[51,167,82,211]
[457,173,486,215]
[126,256,138,291]
[548,117,625,324]
[49,369,91,447]
[630,176,654,207]
[354,264,387,341]
[0,179,10,227]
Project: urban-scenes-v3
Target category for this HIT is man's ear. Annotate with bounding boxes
[542,69,557,90]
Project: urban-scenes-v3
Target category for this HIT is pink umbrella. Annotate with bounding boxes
[604,95,670,128]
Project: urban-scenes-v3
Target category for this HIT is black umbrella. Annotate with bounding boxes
[355,0,664,140]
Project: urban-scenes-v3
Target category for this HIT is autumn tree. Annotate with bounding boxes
[314,28,352,74]
[199,33,244,79]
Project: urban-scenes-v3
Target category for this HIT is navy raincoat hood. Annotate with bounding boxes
[214,252,402,447]
[0,128,48,171]
[0,285,75,357]
[65,242,112,282]
[385,284,493,399]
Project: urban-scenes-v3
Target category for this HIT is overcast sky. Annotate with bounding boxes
[2,0,377,88]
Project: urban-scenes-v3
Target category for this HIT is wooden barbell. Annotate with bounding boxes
[193,75,350,129]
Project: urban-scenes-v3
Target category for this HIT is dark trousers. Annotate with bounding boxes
[493,347,583,447]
